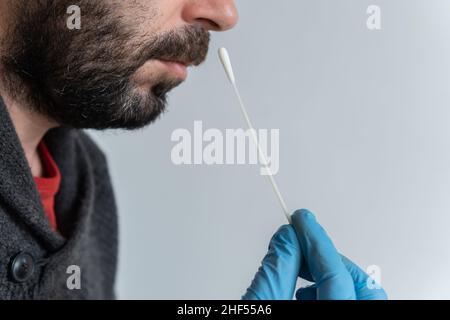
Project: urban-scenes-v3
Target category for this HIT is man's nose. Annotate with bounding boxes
[182,0,239,31]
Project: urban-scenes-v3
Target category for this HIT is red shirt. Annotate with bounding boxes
[34,142,61,231]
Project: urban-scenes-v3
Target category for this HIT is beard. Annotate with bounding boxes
[0,0,210,130]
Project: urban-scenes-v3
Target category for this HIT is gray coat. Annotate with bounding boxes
[0,97,118,299]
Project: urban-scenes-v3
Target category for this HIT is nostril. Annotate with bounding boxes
[196,18,221,31]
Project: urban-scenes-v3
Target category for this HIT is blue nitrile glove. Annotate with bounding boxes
[292,209,387,300]
[242,209,387,300]
[242,224,302,300]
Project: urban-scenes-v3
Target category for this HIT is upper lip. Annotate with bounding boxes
[158,58,194,67]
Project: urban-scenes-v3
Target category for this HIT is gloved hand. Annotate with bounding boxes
[242,209,387,300]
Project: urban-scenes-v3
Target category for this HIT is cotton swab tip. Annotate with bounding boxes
[218,47,236,84]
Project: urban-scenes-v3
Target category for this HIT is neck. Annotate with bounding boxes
[0,2,58,178]
[1,92,57,177]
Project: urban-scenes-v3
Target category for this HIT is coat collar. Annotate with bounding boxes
[0,97,66,250]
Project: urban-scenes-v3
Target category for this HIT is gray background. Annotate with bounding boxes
[90,0,450,299]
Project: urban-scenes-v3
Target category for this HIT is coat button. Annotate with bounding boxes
[10,252,35,283]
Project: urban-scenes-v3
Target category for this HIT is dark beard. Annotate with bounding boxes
[0,0,210,130]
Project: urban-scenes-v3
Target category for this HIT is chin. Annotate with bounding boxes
[111,92,168,130]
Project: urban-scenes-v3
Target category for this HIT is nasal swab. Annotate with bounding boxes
[218,48,292,224]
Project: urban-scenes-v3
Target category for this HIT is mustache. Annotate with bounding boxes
[135,25,211,68]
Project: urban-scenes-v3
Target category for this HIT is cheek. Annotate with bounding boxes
[112,0,165,35]
[128,0,188,34]
[153,0,187,30]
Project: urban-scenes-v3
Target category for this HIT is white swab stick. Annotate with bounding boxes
[218,47,292,224]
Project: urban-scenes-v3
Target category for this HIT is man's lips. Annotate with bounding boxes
[132,58,197,87]
[157,59,190,80]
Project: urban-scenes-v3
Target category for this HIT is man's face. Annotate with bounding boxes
[0,0,238,129]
